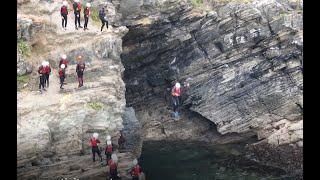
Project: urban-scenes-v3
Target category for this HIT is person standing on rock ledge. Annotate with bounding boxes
[118,132,126,150]
[73,0,83,30]
[171,82,182,119]
[83,3,91,30]
[76,55,85,88]
[99,6,108,32]
[108,154,119,180]
[59,64,66,89]
[130,159,144,180]
[59,54,68,82]
[90,133,103,163]
[105,140,113,165]
[44,61,51,88]
[38,61,47,93]
[60,1,68,30]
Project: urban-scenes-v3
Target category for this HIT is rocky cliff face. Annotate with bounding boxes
[17,1,139,179]
[120,0,303,176]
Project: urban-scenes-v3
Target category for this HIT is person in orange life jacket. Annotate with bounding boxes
[43,61,51,87]
[61,1,68,30]
[118,132,125,150]
[59,64,66,89]
[83,3,91,30]
[131,159,143,180]
[108,154,119,180]
[73,0,82,30]
[105,140,113,165]
[38,61,47,93]
[99,6,108,32]
[76,55,85,87]
[90,133,103,162]
[171,82,181,118]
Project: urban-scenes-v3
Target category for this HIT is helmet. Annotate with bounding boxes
[175,82,181,88]
[106,135,111,140]
[63,1,68,6]
[77,55,82,60]
[132,159,138,165]
[86,3,91,7]
[107,140,111,145]
[42,61,46,66]
[61,64,66,69]
[61,54,67,59]
[45,61,49,66]
[111,154,118,163]
[74,0,79,2]
[93,132,99,139]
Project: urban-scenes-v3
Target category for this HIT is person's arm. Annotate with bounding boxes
[83,63,85,71]
[60,7,63,16]
[76,64,79,73]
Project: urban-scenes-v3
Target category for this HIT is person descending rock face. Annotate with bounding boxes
[44,61,51,87]
[83,3,91,30]
[131,159,143,180]
[105,140,113,165]
[61,1,68,30]
[73,0,82,30]
[171,82,181,119]
[38,61,47,93]
[59,64,66,89]
[76,55,85,88]
[108,154,119,180]
[90,133,103,163]
[99,6,108,32]
[118,132,125,150]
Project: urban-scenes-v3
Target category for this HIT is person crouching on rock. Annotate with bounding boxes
[83,3,91,30]
[131,159,143,180]
[108,154,119,180]
[44,61,51,87]
[76,55,85,88]
[90,132,103,163]
[171,82,181,119]
[61,1,68,30]
[38,61,47,93]
[105,140,113,165]
[59,64,66,89]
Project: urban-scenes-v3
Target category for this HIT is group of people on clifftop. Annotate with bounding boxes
[89,132,145,180]
[38,54,85,93]
[60,0,109,32]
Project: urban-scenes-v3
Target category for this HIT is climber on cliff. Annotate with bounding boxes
[105,140,113,165]
[99,6,108,32]
[171,82,182,119]
[75,55,85,88]
[73,0,82,30]
[38,61,47,93]
[59,64,66,89]
[118,132,125,150]
[61,1,68,30]
[44,61,51,87]
[83,3,91,30]
[130,159,143,180]
[90,133,103,163]
[108,154,119,180]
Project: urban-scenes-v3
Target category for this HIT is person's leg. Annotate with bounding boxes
[106,20,108,29]
[46,74,49,87]
[97,148,102,162]
[41,75,46,90]
[39,76,42,90]
[101,19,105,31]
[78,13,82,27]
[81,76,84,86]
[74,13,78,28]
[62,17,64,28]
[92,148,96,162]
[84,16,88,29]
[64,15,67,28]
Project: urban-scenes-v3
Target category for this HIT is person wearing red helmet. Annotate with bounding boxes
[83,3,91,30]
[76,55,85,87]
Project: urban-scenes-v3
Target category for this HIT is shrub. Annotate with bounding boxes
[87,102,104,110]
[17,74,30,91]
[17,40,31,57]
